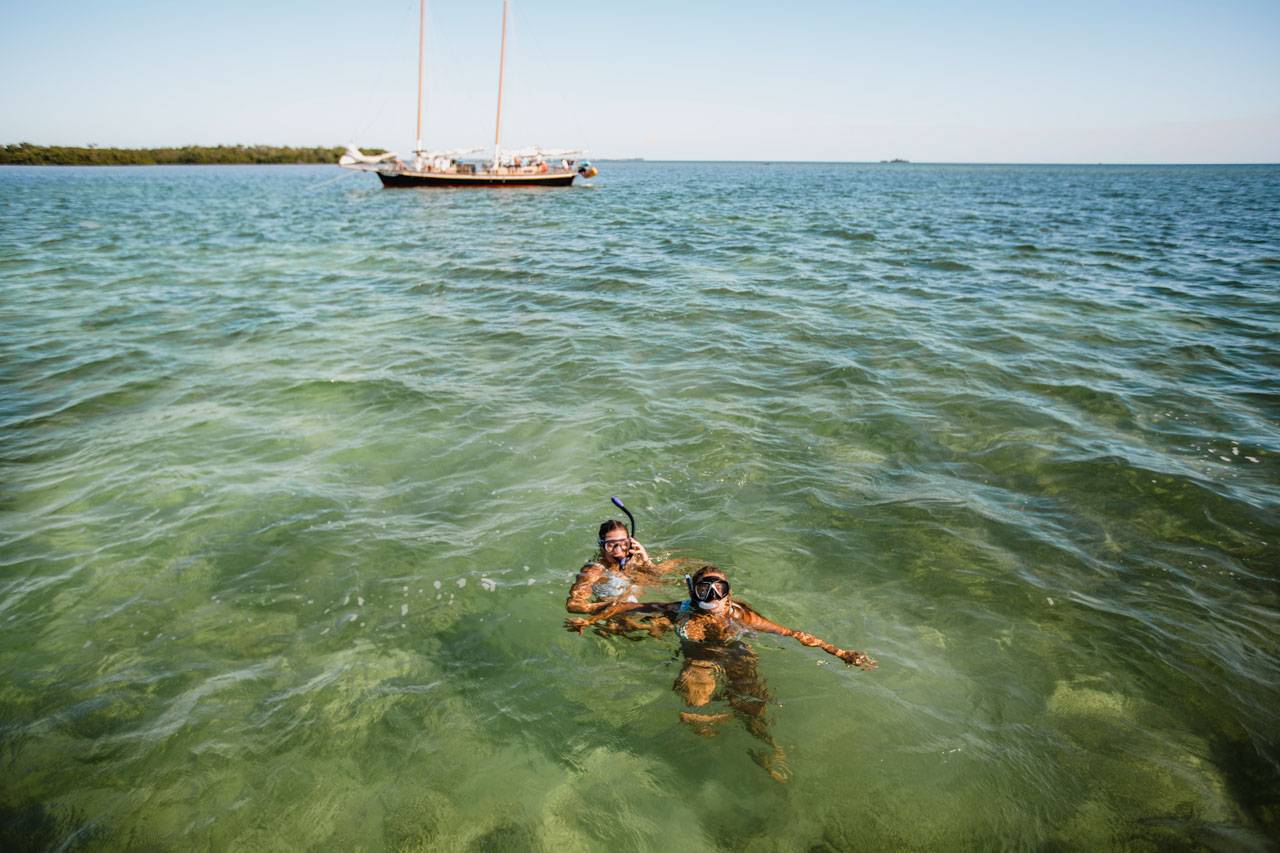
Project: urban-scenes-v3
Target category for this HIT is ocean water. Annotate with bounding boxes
[1,162,1277,850]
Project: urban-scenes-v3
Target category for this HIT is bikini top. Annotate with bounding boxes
[590,566,638,603]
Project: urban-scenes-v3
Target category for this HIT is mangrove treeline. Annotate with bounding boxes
[0,144,368,166]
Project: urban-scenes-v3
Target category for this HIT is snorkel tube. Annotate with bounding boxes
[610,496,637,570]
[610,496,636,539]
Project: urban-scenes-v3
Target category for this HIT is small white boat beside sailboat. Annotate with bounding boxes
[340,0,596,188]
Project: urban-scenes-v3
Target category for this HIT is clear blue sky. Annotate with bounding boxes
[2,0,1276,162]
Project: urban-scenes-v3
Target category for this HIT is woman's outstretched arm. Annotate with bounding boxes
[564,599,680,633]
[734,603,877,670]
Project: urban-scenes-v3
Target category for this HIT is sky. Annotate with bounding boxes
[1,0,1277,163]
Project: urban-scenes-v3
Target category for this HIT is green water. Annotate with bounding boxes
[1,163,1277,850]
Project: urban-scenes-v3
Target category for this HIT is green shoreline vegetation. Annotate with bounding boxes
[0,143,382,166]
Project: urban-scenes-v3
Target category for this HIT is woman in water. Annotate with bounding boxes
[564,519,675,636]
[566,565,875,780]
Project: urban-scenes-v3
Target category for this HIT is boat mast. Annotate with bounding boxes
[415,0,426,158]
[492,0,508,168]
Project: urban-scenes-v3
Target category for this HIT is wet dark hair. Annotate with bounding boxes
[598,519,628,540]
[691,565,727,583]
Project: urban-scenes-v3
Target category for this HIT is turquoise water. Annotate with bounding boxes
[1,162,1277,849]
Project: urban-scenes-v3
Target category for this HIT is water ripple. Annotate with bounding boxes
[1,163,1277,848]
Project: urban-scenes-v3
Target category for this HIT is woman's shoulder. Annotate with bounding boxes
[727,600,788,635]
[577,561,605,575]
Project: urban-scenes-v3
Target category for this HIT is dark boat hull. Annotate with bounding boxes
[377,170,576,188]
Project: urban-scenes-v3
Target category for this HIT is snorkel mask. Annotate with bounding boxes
[686,573,730,610]
[599,532,630,570]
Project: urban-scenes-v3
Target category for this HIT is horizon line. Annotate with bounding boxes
[1,143,1276,167]
[2,160,1276,167]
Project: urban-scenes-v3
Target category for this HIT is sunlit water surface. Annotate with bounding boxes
[1,163,1278,850]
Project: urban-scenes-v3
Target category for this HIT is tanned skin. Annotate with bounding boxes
[566,568,875,781]
[563,536,651,615]
[564,528,688,637]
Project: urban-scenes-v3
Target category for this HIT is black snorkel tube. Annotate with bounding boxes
[610,496,636,540]
[610,496,636,571]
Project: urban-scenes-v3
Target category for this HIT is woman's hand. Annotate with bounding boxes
[837,649,877,671]
[564,618,591,634]
[627,538,649,563]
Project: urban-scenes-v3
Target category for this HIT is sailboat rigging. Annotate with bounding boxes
[340,0,596,188]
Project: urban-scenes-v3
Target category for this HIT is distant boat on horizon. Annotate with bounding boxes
[339,0,596,188]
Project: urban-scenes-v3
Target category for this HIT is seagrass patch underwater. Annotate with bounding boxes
[0,162,1277,849]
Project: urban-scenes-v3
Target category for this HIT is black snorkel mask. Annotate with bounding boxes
[686,573,730,608]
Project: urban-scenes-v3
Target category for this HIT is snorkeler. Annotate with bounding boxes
[566,565,875,781]
[564,519,678,637]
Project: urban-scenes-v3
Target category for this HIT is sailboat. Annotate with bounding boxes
[340,0,596,188]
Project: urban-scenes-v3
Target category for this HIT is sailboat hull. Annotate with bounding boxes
[377,170,577,188]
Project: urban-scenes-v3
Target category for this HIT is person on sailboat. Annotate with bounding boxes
[565,565,876,781]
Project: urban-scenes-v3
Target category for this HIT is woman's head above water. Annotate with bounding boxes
[688,565,731,610]
[597,519,633,567]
